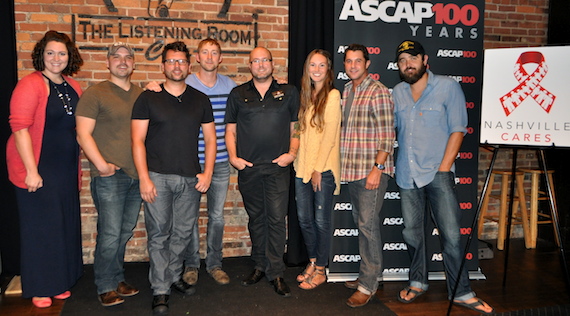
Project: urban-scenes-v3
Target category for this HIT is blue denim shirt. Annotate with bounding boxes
[393,70,467,189]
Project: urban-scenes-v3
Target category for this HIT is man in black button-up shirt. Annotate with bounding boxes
[225,47,299,297]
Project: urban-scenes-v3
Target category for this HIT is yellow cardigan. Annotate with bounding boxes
[294,89,341,195]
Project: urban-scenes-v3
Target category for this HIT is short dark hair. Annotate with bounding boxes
[344,43,369,62]
[32,30,83,76]
[162,41,191,62]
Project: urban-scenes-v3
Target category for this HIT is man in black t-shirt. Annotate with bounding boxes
[131,41,215,315]
[225,47,299,298]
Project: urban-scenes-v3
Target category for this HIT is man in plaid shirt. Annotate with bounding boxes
[340,43,395,308]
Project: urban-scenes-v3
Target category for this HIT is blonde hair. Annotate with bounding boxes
[298,49,334,133]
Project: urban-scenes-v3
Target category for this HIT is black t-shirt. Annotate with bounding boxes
[132,84,214,177]
[225,79,299,165]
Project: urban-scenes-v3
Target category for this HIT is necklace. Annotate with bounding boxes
[42,73,73,115]
[174,95,182,103]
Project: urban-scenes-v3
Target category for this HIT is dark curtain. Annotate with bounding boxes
[546,0,570,247]
[0,0,20,275]
[285,0,334,266]
[288,0,335,89]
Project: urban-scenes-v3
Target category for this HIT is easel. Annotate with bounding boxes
[447,144,570,315]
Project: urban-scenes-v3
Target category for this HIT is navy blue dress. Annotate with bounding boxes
[15,81,83,298]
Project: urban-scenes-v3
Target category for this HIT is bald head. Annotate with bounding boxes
[248,46,274,82]
[249,47,272,62]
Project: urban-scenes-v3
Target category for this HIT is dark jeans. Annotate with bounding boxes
[400,171,475,301]
[347,174,390,295]
[91,169,142,294]
[238,164,290,280]
[294,170,336,267]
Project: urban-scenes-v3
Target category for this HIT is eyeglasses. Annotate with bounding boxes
[164,59,189,65]
[250,58,272,64]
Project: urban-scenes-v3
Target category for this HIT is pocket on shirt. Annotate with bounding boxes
[420,104,444,127]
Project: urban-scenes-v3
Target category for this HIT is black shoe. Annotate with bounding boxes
[241,269,265,286]
[171,280,196,295]
[270,277,291,297]
[152,295,169,315]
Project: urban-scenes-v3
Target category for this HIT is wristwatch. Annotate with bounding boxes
[374,162,385,170]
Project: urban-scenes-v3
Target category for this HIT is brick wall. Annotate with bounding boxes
[478,0,549,240]
[13,0,551,262]
[14,0,289,264]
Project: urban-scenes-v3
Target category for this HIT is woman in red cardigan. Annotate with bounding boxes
[6,30,84,308]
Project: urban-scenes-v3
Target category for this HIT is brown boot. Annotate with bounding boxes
[346,289,375,308]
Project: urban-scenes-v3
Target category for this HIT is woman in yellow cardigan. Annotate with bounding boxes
[293,49,341,290]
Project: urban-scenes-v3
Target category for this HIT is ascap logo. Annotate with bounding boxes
[339,0,433,23]
[338,45,381,55]
[431,253,443,261]
[332,254,361,263]
[433,227,473,235]
[449,76,477,84]
[338,1,480,40]
[455,177,474,185]
[333,229,359,237]
[337,72,350,80]
[383,268,410,274]
[339,0,480,26]
[337,71,381,81]
[384,191,401,200]
[437,50,478,58]
[334,202,353,211]
[383,217,404,226]
[383,243,408,251]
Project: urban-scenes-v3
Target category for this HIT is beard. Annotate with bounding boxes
[252,71,272,81]
[399,63,427,84]
[165,71,187,82]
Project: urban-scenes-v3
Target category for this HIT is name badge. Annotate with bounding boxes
[272,90,284,100]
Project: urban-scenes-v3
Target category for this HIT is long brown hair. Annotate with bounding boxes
[298,49,334,133]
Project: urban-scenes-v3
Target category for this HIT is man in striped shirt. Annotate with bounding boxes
[340,43,396,308]
[182,38,237,286]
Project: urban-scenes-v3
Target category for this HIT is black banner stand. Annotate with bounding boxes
[447,145,570,315]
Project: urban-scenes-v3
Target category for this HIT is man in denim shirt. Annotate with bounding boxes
[393,40,493,315]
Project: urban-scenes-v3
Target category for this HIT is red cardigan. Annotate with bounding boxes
[6,71,83,189]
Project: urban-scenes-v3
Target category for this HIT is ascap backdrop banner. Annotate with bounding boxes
[329,0,484,281]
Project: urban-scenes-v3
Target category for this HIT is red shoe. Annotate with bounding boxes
[54,291,71,300]
[32,297,52,308]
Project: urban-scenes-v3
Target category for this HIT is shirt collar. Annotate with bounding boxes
[246,77,279,91]
[345,74,374,91]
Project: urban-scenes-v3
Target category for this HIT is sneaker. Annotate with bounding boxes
[208,267,230,285]
[182,267,199,285]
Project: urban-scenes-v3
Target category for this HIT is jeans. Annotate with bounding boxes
[184,162,230,270]
[238,164,290,280]
[295,170,336,267]
[145,172,200,295]
[347,173,390,295]
[400,171,475,301]
[91,169,142,294]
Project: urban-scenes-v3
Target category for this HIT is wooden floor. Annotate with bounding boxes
[1,238,569,316]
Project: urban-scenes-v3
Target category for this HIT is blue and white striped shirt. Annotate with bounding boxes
[186,73,237,164]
